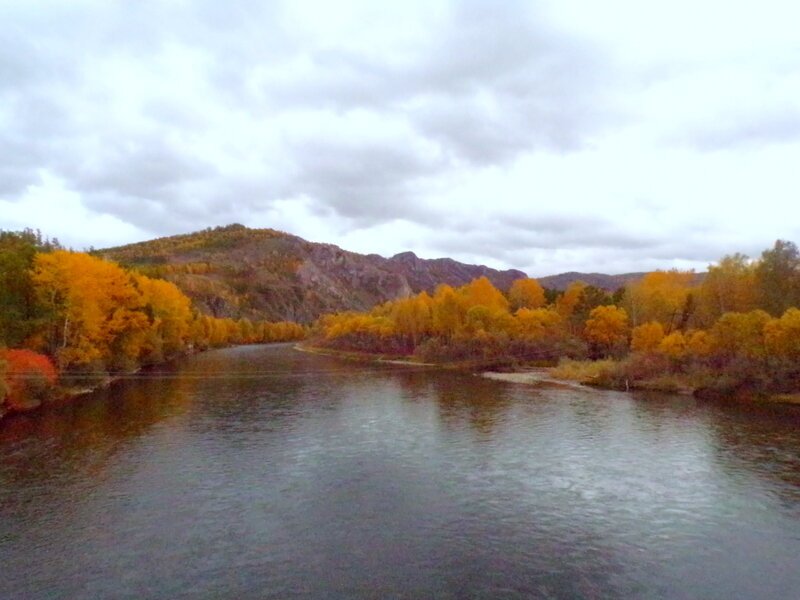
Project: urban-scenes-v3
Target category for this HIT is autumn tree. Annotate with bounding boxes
[508,278,546,311]
[556,281,587,318]
[658,331,687,360]
[391,292,433,351]
[463,305,516,336]
[32,251,149,370]
[755,240,800,316]
[764,308,800,361]
[630,321,665,352]
[584,305,628,357]
[431,285,465,339]
[685,330,712,357]
[135,275,193,360]
[696,253,758,326]
[515,308,563,338]
[461,276,509,312]
[623,270,695,330]
[708,310,772,365]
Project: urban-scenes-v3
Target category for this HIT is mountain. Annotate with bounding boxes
[536,271,648,291]
[100,224,527,323]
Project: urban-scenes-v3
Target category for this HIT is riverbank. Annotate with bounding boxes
[480,368,590,391]
[483,360,800,407]
[295,343,490,368]
[0,342,302,424]
[303,345,800,407]
[0,368,147,423]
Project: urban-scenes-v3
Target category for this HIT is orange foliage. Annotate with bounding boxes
[764,308,800,359]
[658,331,687,359]
[624,270,694,328]
[515,308,563,338]
[508,278,546,311]
[461,277,509,312]
[32,251,148,369]
[25,250,305,372]
[0,349,57,411]
[556,281,587,318]
[584,305,628,354]
[630,321,665,352]
[431,285,465,338]
[685,330,711,357]
[696,254,758,325]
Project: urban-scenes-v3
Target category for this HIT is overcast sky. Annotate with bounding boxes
[2,0,799,276]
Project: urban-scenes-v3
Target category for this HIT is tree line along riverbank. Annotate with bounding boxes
[0,230,306,420]
[307,240,800,403]
[5,230,800,421]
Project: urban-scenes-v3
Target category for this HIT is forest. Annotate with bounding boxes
[0,230,306,418]
[311,240,800,400]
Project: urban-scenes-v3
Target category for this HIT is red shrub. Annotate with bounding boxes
[0,349,58,411]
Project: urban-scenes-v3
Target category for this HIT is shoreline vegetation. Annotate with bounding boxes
[307,239,800,407]
[0,229,307,422]
[301,344,800,406]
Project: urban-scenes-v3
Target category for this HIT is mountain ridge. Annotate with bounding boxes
[100,224,527,323]
[100,224,669,322]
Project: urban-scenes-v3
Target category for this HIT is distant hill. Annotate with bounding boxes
[537,270,706,291]
[536,271,648,291]
[100,224,526,323]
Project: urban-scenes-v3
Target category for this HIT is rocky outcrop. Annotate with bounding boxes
[379,251,526,293]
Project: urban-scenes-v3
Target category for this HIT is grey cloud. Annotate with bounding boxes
[287,137,444,224]
[0,166,39,196]
[416,210,753,276]
[62,136,213,200]
[252,1,612,163]
[1,0,620,246]
[494,214,655,250]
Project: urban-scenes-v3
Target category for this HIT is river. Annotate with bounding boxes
[2,344,800,599]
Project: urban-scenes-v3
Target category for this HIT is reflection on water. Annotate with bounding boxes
[2,344,800,599]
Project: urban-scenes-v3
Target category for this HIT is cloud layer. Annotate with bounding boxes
[1,0,799,275]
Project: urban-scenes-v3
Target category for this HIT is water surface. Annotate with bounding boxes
[2,344,800,599]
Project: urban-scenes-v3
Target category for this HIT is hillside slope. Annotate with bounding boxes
[101,224,527,323]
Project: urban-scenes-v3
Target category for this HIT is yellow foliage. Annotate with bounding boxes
[32,251,147,369]
[508,278,545,311]
[390,292,433,344]
[658,331,687,359]
[515,308,563,338]
[696,254,758,325]
[556,281,587,318]
[463,305,516,335]
[708,310,772,360]
[686,330,712,356]
[764,307,800,359]
[630,321,665,352]
[624,270,694,328]
[584,305,628,349]
[135,275,192,357]
[460,277,509,312]
[431,285,465,338]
